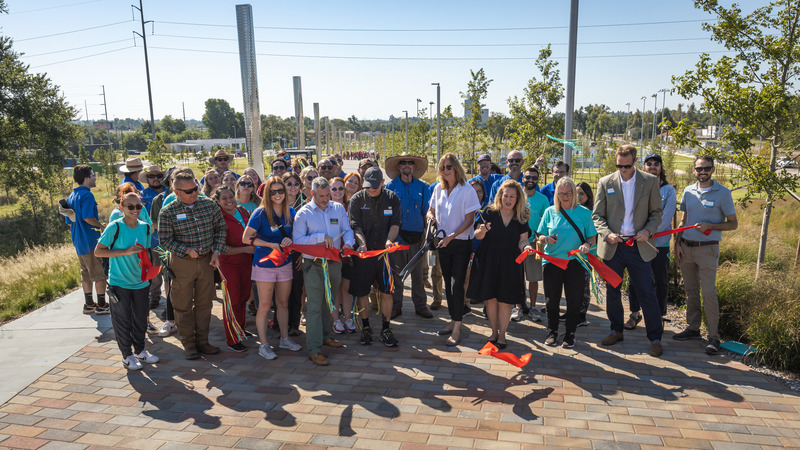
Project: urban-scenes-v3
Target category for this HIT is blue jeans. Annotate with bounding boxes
[604,244,663,342]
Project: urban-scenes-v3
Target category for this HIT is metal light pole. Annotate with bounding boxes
[658,88,669,142]
[432,82,441,162]
[562,0,579,167]
[403,110,409,153]
[651,94,658,142]
[641,96,647,144]
[132,0,155,140]
[416,99,421,117]
[625,102,630,141]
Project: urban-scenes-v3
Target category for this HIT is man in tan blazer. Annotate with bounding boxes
[593,144,664,357]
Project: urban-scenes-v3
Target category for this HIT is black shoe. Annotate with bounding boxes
[248,303,257,317]
[243,330,256,337]
[562,333,575,348]
[545,330,558,347]
[83,303,96,314]
[415,308,433,318]
[227,342,246,352]
[149,297,161,310]
[94,304,110,315]
[577,319,590,327]
[705,338,721,355]
[288,327,301,337]
[673,328,702,341]
[360,326,373,345]
[381,328,399,347]
[462,305,472,317]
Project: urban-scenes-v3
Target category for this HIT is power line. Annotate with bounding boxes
[147,45,732,61]
[23,39,132,58]
[31,46,134,68]
[9,0,103,14]
[16,20,131,42]
[157,18,710,32]
[154,33,711,48]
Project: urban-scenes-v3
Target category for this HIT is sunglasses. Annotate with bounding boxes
[399,161,415,166]
[645,161,661,167]
[440,164,453,171]
[306,175,317,181]
[507,158,522,164]
[124,204,143,211]
[331,187,344,192]
[319,165,333,170]
[286,182,301,187]
[147,174,164,179]
[239,182,254,187]
[215,157,229,162]
[176,186,199,194]
[523,176,539,181]
[272,166,286,171]
[694,166,713,172]
[270,188,285,195]
[616,164,633,169]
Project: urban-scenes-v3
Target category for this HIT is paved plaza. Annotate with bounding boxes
[0,284,799,450]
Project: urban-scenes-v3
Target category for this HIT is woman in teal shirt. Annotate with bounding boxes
[537,177,597,349]
[95,190,160,371]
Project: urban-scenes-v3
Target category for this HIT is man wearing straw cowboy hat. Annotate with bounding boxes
[119,157,145,191]
[385,153,433,319]
[202,149,240,185]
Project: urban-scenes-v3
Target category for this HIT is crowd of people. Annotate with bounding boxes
[63,144,737,370]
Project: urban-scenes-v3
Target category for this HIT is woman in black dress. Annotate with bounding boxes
[468,179,532,348]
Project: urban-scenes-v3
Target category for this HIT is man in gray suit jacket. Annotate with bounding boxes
[593,144,664,357]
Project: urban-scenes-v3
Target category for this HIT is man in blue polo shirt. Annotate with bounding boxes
[66,165,108,315]
[539,160,569,205]
[468,153,502,200]
[674,155,737,356]
[385,153,433,319]
[488,150,525,201]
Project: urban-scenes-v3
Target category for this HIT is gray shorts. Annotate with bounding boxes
[524,256,543,282]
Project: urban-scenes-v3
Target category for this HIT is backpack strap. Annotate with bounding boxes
[109,222,121,250]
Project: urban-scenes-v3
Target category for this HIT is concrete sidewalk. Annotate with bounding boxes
[0,281,799,449]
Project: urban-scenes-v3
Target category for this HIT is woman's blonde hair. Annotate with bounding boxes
[488,179,530,224]
[554,176,578,212]
[259,177,292,227]
[235,175,261,205]
[299,166,318,185]
[202,168,221,196]
[437,153,467,190]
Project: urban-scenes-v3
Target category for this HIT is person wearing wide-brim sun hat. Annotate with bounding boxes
[119,157,145,191]
[202,149,240,185]
[384,153,433,320]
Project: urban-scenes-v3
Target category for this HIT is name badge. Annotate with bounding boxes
[330,218,339,225]
[383,209,393,216]
[702,200,714,208]
[608,188,616,195]
[176,213,187,220]
[270,226,279,232]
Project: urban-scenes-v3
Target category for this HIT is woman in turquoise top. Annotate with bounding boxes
[235,175,261,214]
[537,177,597,349]
[94,189,160,371]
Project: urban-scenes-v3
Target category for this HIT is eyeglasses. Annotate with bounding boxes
[239,182,254,187]
[616,164,633,169]
[319,165,333,170]
[694,166,713,172]
[440,164,453,171]
[306,175,317,181]
[215,157,229,162]
[523,176,539,181]
[270,188,285,195]
[399,161,414,166]
[176,186,199,194]
[645,161,661,167]
[124,204,143,211]
[272,166,286,171]
[286,182,300,187]
[331,187,344,192]
[557,192,574,198]
[147,174,164,179]
[507,158,522,164]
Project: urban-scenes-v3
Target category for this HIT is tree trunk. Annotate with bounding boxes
[756,195,771,280]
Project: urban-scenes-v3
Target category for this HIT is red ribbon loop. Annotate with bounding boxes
[478,341,532,367]
[515,248,570,270]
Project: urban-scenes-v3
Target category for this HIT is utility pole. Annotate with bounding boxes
[641,96,647,144]
[658,88,669,142]
[132,0,156,140]
[651,93,658,142]
[100,85,112,148]
[625,102,630,141]
[84,100,93,145]
[391,117,395,157]
[416,99,421,117]
[563,0,579,167]
[182,102,186,124]
[403,110,409,153]
[432,82,441,162]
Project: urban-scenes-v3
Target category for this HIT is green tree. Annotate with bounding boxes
[506,46,564,167]
[121,131,147,152]
[461,68,493,173]
[145,133,174,168]
[77,144,90,164]
[671,0,800,278]
[160,115,186,134]
[202,98,237,139]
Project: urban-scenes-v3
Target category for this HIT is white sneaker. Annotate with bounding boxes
[300,313,306,325]
[279,337,302,352]
[258,344,277,360]
[123,355,142,371]
[158,321,177,337]
[528,309,542,322]
[333,319,345,334]
[135,350,159,364]
[345,318,357,333]
[510,306,522,322]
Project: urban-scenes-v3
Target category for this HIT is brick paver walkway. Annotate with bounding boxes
[1,289,799,449]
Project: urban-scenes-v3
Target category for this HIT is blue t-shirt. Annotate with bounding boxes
[537,205,597,262]
[468,173,502,202]
[385,176,431,236]
[237,200,259,215]
[247,206,296,268]
[121,176,144,192]
[141,187,165,213]
[540,182,556,205]
[488,173,524,202]
[98,219,151,290]
[526,190,550,242]
[66,186,101,256]
[109,204,155,247]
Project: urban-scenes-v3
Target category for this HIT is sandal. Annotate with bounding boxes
[624,313,642,330]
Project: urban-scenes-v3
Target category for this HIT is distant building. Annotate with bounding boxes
[463,99,489,124]
[170,138,246,153]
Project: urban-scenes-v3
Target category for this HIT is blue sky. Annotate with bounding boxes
[4,0,730,123]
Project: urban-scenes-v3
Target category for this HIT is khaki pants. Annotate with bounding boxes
[169,254,216,351]
[679,242,721,340]
[303,259,340,355]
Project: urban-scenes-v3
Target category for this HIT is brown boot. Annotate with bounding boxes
[197,343,220,354]
[430,300,442,311]
[309,353,329,366]
[184,345,199,360]
[601,331,624,346]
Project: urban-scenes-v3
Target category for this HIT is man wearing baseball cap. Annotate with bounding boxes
[468,153,502,200]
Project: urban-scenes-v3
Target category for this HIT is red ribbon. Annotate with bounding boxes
[515,248,569,270]
[258,243,410,265]
[343,243,409,259]
[137,249,162,281]
[478,341,532,368]
[625,224,712,246]
[565,248,622,288]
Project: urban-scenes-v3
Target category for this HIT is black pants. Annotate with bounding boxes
[579,269,590,322]
[628,246,670,317]
[438,239,471,322]
[543,259,585,336]
[109,285,149,358]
